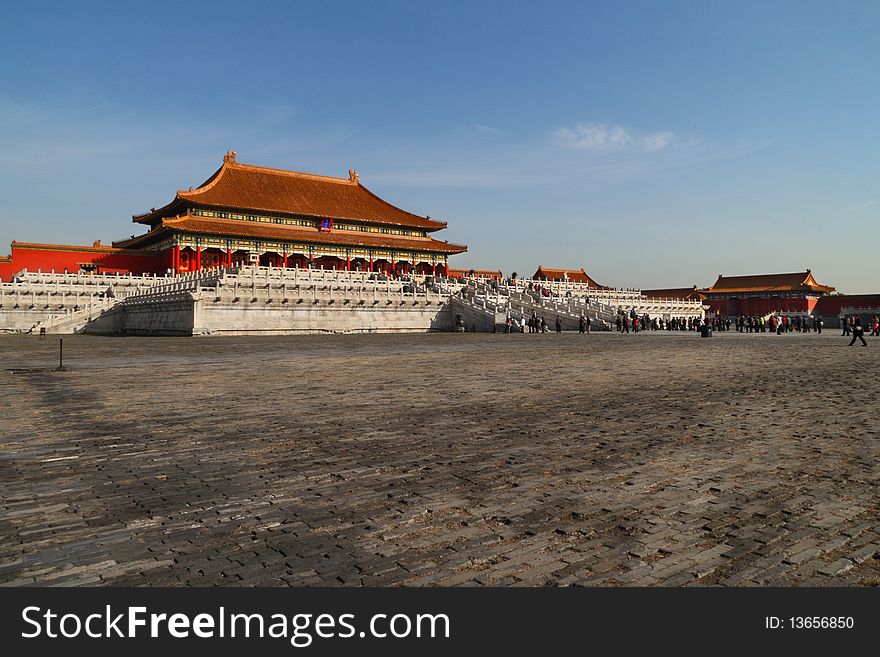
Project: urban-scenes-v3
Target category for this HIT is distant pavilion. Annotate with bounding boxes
[532,266,605,287]
[641,286,704,301]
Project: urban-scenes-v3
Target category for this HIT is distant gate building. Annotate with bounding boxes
[700,270,835,316]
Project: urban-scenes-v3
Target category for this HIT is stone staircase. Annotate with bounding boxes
[30,297,121,334]
[447,277,704,332]
[453,280,614,331]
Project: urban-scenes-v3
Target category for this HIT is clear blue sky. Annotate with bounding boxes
[1,1,878,292]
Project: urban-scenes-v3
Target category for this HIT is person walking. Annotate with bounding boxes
[841,316,850,336]
[579,315,586,334]
[555,315,562,333]
[816,316,823,334]
[872,315,879,337]
[849,317,867,346]
[586,316,591,334]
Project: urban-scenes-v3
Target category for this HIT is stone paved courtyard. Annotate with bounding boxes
[1,331,878,587]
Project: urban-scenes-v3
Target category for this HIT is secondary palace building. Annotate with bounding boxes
[0,152,467,281]
[700,270,835,316]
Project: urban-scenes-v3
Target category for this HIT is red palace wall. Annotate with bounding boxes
[813,295,880,317]
[0,243,164,282]
[448,269,502,281]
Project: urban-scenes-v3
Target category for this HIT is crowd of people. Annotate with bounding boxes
[841,314,879,335]
[708,314,825,334]
[613,309,704,333]
[500,306,878,345]
[504,308,715,334]
[504,311,595,333]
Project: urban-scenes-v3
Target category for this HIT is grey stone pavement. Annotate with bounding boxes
[0,331,878,586]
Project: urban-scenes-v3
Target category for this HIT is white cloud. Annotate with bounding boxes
[555,122,675,153]
[643,130,675,152]
[554,122,632,151]
[472,124,502,136]
[849,199,877,213]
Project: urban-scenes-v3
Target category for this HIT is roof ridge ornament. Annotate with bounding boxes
[224,150,237,164]
[348,169,359,183]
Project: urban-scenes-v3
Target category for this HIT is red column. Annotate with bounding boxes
[226,248,232,267]
[281,250,287,268]
[433,262,437,275]
[172,245,180,273]
[346,256,351,271]
[369,257,374,272]
[195,247,201,271]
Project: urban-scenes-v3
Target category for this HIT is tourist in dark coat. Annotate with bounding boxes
[849,318,867,346]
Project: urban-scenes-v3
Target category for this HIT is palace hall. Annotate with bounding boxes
[0,153,467,281]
